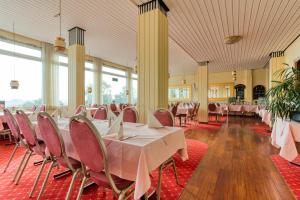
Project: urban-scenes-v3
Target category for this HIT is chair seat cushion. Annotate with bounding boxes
[57,157,81,169]
[90,170,134,190]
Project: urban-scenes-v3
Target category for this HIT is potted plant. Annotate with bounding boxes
[266,63,300,121]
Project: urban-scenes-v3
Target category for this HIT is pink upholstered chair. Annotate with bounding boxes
[31,105,37,112]
[15,110,47,186]
[69,115,135,200]
[94,106,108,120]
[75,105,86,115]
[123,107,138,123]
[153,108,179,200]
[153,108,175,127]
[3,109,26,173]
[35,112,81,199]
[208,103,218,121]
[110,103,117,112]
[39,104,46,112]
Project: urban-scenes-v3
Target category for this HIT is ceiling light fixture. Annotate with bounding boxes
[224,35,242,45]
[54,0,66,52]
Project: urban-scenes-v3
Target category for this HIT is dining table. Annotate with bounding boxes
[271,118,300,162]
[34,118,188,199]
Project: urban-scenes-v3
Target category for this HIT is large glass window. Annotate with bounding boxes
[102,66,128,104]
[131,73,138,105]
[85,61,95,105]
[57,55,68,106]
[0,39,42,107]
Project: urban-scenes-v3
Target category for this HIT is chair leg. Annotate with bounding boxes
[157,163,165,200]
[15,151,32,185]
[118,192,125,200]
[76,176,88,200]
[37,161,55,200]
[3,144,18,173]
[65,169,80,200]
[171,158,180,185]
[13,149,28,182]
[29,157,48,197]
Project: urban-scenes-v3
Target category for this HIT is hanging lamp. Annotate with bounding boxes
[54,0,66,52]
[10,22,19,90]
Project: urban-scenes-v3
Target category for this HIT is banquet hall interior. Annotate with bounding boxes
[0,0,300,199]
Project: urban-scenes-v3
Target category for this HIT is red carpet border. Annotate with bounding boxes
[271,155,300,199]
[0,139,208,199]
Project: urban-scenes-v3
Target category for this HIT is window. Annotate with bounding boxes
[102,66,128,104]
[57,54,68,106]
[235,84,246,100]
[168,85,192,102]
[253,85,265,100]
[131,73,138,105]
[0,39,42,107]
[85,61,95,105]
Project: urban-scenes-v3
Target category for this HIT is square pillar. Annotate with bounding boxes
[269,51,285,89]
[68,27,85,112]
[137,0,169,123]
[197,62,208,123]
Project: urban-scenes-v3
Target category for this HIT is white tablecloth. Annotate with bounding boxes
[259,109,272,126]
[271,118,300,161]
[35,119,188,199]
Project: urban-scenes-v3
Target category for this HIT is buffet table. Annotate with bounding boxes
[271,118,300,161]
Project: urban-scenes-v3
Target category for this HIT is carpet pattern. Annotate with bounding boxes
[0,139,208,199]
[250,122,271,137]
[271,155,300,199]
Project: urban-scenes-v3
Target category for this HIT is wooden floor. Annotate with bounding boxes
[179,117,295,200]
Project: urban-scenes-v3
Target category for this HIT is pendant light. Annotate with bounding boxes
[10,22,19,90]
[54,0,66,52]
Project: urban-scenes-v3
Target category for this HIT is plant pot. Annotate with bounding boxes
[290,111,300,122]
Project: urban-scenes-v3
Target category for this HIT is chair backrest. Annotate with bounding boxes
[208,103,217,112]
[170,104,178,116]
[15,110,37,147]
[75,105,86,115]
[154,109,174,127]
[123,107,138,123]
[216,103,221,107]
[70,115,107,173]
[37,112,63,158]
[39,105,46,112]
[94,106,108,120]
[110,103,117,112]
[31,105,37,112]
[3,109,20,141]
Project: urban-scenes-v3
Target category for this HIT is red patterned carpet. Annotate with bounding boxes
[272,155,300,199]
[0,139,208,200]
[250,122,271,137]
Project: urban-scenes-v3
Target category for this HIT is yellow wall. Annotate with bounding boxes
[169,67,269,103]
[285,36,300,67]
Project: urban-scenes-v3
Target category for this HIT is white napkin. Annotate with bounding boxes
[105,112,123,136]
[108,109,117,121]
[51,110,59,122]
[147,112,164,128]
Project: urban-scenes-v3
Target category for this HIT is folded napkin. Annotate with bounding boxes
[108,109,117,121]
[106,111,123,136]
[147,112,164,128]
[51,110,59,122]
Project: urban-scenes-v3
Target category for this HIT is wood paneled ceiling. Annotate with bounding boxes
[0,0,299,74]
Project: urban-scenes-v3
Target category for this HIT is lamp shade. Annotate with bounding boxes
[54,36,66,52]
[10,80,19,89]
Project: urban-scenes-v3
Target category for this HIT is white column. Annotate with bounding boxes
[137,0,169,123]
[196,62,208,123]
[68,27,85,111]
